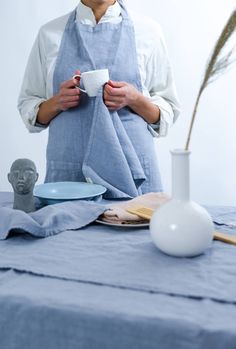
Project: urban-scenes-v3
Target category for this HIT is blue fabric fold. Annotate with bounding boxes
[82,92,146,199]
[0,200,106,239]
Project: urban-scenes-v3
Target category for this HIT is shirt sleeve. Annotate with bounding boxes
[17,28,48,133]
[145,25,180,137]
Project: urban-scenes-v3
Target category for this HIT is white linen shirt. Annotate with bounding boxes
[18,1,180,136]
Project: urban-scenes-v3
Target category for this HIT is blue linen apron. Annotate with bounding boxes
[46,1,162,198]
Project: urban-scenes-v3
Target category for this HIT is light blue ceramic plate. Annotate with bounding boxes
[34,181,107,205]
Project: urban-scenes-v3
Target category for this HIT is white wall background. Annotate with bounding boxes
[0,0,236,205]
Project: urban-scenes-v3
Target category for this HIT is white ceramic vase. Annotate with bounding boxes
[150,149,214,257]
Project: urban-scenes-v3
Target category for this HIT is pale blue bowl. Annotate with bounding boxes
[34,181,107,205]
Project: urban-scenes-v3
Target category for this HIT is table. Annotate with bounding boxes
[0,192,236,349]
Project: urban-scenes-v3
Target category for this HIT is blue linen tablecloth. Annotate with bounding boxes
[1,192,236,349]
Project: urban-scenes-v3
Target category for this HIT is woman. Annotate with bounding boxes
[18,0,180,198]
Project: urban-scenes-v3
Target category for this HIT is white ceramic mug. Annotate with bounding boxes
[73,69,109,97]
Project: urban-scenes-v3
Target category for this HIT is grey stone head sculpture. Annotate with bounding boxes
[8,158,39,213]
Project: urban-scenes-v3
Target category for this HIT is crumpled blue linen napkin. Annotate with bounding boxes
[206,205,236,228]
[0,200,107,240]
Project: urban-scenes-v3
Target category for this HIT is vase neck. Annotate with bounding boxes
[171,150,190,201]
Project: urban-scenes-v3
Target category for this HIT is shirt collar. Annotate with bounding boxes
[76,1,121,26]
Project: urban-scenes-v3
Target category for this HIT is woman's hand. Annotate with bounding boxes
[103,80,140,111]
[36,71,82,125]
[103,80,160,124]
[57,70,81,111]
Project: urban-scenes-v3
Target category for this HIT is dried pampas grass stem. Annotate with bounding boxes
[185,9,236,151]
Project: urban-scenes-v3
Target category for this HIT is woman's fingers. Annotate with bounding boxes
[60,78,78,89]
[104,83,126,97]
[60,100,80,111]
[60,94,80,103]
[57,77,82,110]
[104,100,125,111]
[104,98,124,106]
